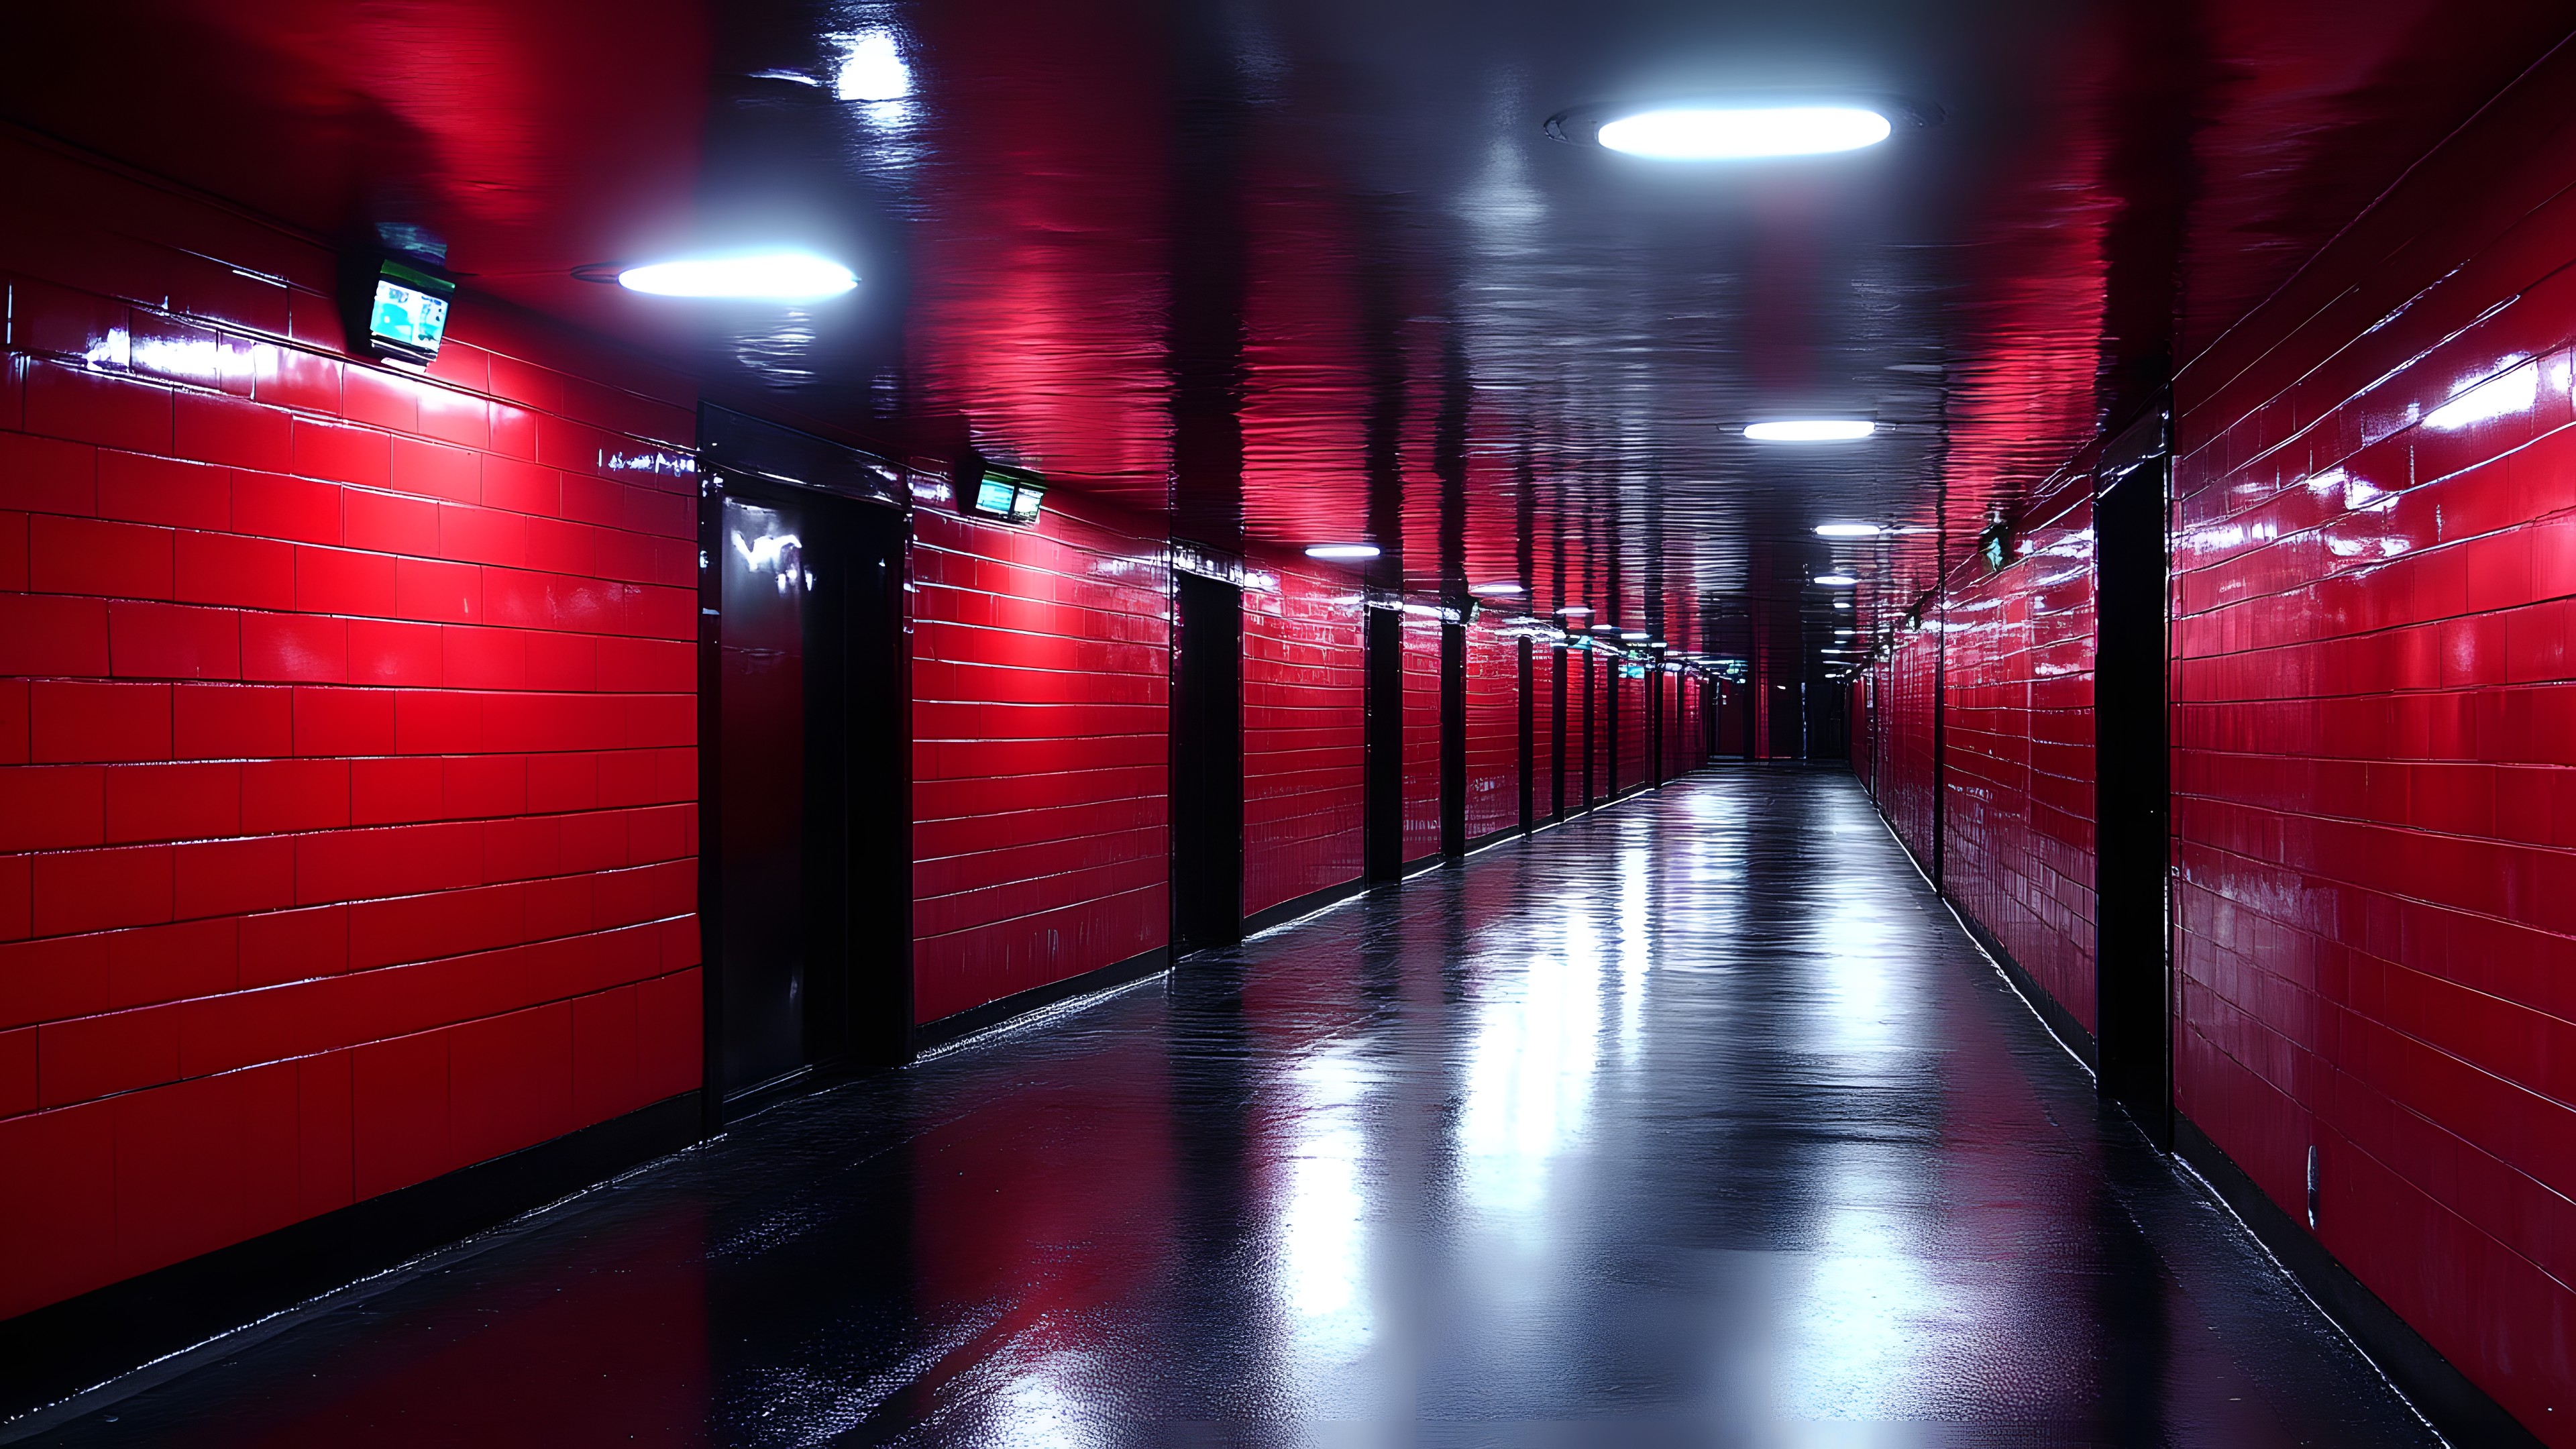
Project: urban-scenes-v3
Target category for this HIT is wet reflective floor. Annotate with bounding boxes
[23,769,2428,1448]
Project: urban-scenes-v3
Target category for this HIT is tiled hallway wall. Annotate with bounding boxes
[1937,484,2100,1030]
[1532,642,1560,818]
[0,136,703,1318]
[1241,549,1365,917]
[1401,608,1442,862]
[1870,628,1942,867]
[1615,666,1646,792]
[1851,42,2576,1438]
[1464,614,1519,841]
[2169,45,2576,1433]
[908,493,1171,1024]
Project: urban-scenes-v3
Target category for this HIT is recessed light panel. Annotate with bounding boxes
[1747,419,1875,443]
[1595,105,1892,160]
[613,251,859,300]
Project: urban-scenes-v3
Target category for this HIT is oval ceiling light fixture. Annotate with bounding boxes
[1304,543,1381,561]
[1814,521,1884,538]
[1548,95,1933,160]
[1601,105,1889,159]
[1814,573,1859,587]
[1746,419,1876,443]
[589,251,861,301]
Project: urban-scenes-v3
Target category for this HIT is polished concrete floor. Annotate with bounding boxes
[23,768,2428,1447]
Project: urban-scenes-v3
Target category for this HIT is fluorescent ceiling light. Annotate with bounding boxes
[1597,105,1892,160]
[1746,419,1875,443]
[1556,605,1592,616]
[1305,543,1381,560]
[1619,631,1648,640]
[1472,582,1524,595]
[617,252,859,300]
[833,29,911,101]
[1814,574,1858,587]
[1815,522,1884,538]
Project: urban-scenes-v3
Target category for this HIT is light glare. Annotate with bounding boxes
[1472,582,1525,595]
[1747,419,1876,443]
[1815,522,1884,538]
[1597,105,1892,160]
[1305,543,1381,561]
[834,30,912,102]
[619,252,859,300]
[1815,574,1858,587]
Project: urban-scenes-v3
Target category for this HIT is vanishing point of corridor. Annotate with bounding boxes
[25,771,2422,1447]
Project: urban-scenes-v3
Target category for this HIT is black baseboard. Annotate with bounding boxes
[907,945,1171,1053]
[2173,1115,2541,1448]
[1242,877,1368,936]
[0,1090,702,1425]
[1955,908,2099,1071]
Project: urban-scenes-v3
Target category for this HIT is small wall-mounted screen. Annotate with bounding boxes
[967,471,1046,525]
[366,259,455,365]
[973,476,1019,517]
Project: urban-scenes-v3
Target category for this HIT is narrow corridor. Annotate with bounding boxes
[22,769,2422,1446]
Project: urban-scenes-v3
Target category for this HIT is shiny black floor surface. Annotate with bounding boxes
[23,769,2429,1447]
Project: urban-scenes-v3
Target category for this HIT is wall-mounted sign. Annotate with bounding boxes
[361,258,455,366]
[1977,519,2013,572]
[963,468,1046,526]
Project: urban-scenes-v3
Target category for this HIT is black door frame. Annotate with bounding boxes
[694,408,912,1132]
[1364,599,1404,881]
[2094,407,2174,1141]
[1171,565,1245,952]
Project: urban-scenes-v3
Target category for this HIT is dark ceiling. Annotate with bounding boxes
[9,0,2572,671]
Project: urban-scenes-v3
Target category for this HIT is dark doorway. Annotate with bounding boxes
[1365,602,1403,881]
[2094,416,2172,1141]
[1440,618,1465,859]
[1172,568,1244,951]
[708,482,908,1112]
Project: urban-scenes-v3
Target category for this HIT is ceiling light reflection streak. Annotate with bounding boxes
[1772,800,1950,1418]
[1615,845,1651,1058]
[1456,896,1605,1276]
[1273,1043,1379,1369]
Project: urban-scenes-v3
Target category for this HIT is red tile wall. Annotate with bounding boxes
[1533,641,1560,816]
[1241,548,1365,916]
[1871,629,1941,869]
[1615,665,1647,792]
[1938,488,2099,1030]
[1401,606,1442,861]
[908,492,1170,1024]
[1464,614,1518,841]
[2171,48,2576,1437]
[0,136,702,1319]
